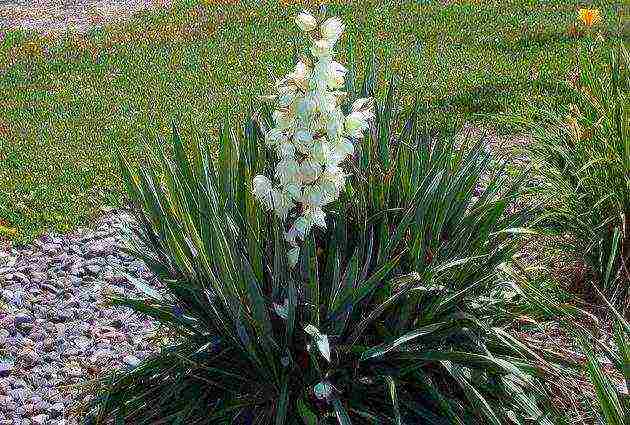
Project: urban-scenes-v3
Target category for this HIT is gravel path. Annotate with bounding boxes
[0,0,171,33]
[0,211,159,424]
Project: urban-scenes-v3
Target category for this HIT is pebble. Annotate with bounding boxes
[86,264,102,274]
[0,362,13,378]
[122,355,141,368]
[0,211,159,421]
[31,415,48,425]
[50,402,64,418]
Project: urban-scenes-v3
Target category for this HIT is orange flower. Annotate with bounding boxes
[578,8,601,27]
[23,41,42,56]
[0,225,17,237]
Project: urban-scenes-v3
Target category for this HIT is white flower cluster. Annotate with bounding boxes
[253,11,374,267]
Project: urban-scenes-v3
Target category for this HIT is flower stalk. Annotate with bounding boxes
[253,11,374,266]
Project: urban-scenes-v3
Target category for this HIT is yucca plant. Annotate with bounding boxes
[86,14,556,425]
[512,41,629,309]
[576,289,629,425]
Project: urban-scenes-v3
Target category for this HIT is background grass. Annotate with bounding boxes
[0,0,626,244]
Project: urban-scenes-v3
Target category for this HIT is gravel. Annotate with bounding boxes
[0,0,172,33]
[0,211,160,424]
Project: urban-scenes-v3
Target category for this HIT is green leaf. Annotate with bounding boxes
[360,323,444,361]
[275,378,289,425]
[384,376,403,425]
[332,398,353,425]
[119,270,163,300]
[443,361,502,425]
[297,398,318,425]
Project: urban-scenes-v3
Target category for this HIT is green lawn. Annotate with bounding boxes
[0,0,624,243]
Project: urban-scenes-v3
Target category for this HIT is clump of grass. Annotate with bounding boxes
[513,40,629,309]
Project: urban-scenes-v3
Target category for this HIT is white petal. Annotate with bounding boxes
[265,128,285,145]
[275,159,300,185]
[327,61,347,89]
[277,142,296,158]
[252,175,272,202]
[295,11,317,32]
[290,61,311,90]
[326,111,344,141]
[285,183,302,200]
[310,137,330,164]
[320,17,344,46]
[345,111,370,138]
[271,189,294,219]
[297,96,317,118]
[304,324,331,362]
[302,184,326,208]
[308,207,327,229]
[300,160,322,184]
[295,128,312,142]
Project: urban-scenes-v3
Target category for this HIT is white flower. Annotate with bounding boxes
[277,85,296,107]
[302,183,327,208]
[290,61,311,91]
[295,11,317,32]
[328,61,347,89]
[285,183,302,200]
[297,95,317,118]
[326,110,344,141]
[304,324,331,362]
[311,38,333,58]
[271,189,294,219]
[345,110,371,139]
[273,110,294,130]
[320,17,344,46]
[328,138,354,164]
[277,142,296,159]
[252,175,273,208]
[352,97,373,112]
[305,207,327,229]
[275,159,301,186]
[322,166,346,193]
[310,137,330,164]
[318,92,338,115]
[294,129,314,154]
[300,160,322,184]
[265,128,286,146]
